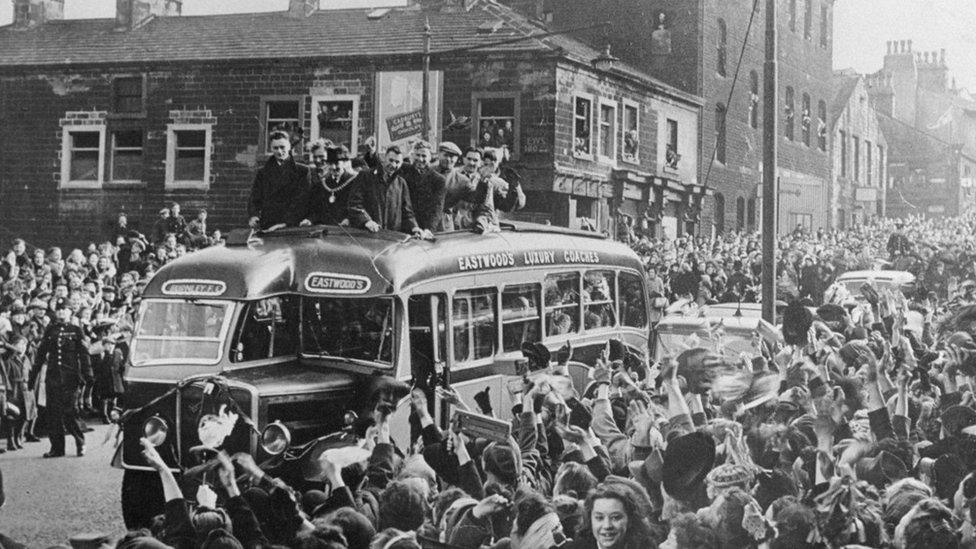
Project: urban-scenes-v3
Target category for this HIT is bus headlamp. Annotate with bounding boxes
[260,421,291,456]
[142,415,169,447]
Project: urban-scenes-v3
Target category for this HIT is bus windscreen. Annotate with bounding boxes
[301,297,394,364]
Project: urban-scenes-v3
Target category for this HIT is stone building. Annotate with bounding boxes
[508,0,836,233]
[829,72,887,228]
[866,40,976,218]
[0,0,704,246]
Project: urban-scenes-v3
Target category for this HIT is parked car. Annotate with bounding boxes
[834,270,917,300]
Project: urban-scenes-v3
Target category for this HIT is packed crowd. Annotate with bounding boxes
[0,207,220,456]
[6,130,976,547]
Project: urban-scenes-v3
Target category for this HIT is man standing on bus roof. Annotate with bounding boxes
[299,141,358,227]
[248,130,311,231]
[35,300,89,458]
[399,140,447,232]
[348,146,432,240]
[437,141,474,231]
[472,148,525,233]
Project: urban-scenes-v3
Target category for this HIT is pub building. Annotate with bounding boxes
[0,0,704,245]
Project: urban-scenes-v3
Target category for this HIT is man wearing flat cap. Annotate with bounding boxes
[435,141,474,231]
[299,141,358,226]
[35,301,89,458]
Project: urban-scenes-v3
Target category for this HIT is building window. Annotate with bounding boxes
[878,145,885,187]
[597,99,617,162]
[621,100,639,163]
[784,87,795,141]
[853,135,860,181]
[839,130,847,176]
[789,212,813,231]
[717,19,728,77]
[749,71,760,129]
[817,100,828,151]
[715,104,727,164]
[666,119,679,169]
[789,0,797,31]
[746,198,756,230]
[714,193,725,233]
[866,140,873,185]
[311,95,359,154]
[61,126,106,188]
[801,94,811,146]
[820,4,829,47]
[475,93,519,155]
[736,196,745,230]
[573,95,593,158]
[804,0,812,40]
[261,98,303,155]
[110,130,143,183]
[165,124,212,189]
[113,76,145,115]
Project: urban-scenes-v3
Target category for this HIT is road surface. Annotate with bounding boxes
[0,423,125,547]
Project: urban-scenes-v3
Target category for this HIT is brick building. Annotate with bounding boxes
[866,40,976,218]
[509,0,836,233]
[0,0,703,247]
[829,71,887,228]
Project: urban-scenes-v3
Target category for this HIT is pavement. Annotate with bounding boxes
[0,422,126,548]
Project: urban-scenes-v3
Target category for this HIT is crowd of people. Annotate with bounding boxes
[6,129,976,548]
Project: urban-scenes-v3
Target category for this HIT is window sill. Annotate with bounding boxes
[105,180,148,189]
[663,165,680,174]
[621,155,640,166]
[165,181,210,191]
[60,180,102,190]
[573,152,594,161]
[107,112,148,120]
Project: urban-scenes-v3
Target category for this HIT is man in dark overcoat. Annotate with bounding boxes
[247,130,311,230]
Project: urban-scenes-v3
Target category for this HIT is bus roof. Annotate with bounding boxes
[143,222,645,300]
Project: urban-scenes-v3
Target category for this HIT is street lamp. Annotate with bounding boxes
[591,44,618,72]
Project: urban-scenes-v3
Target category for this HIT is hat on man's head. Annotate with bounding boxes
[932,453,967,501]
[854,451,907,489]
[941,405,976,437]
[662,431,716,502]
[782,302,814,346]
[325,147,349,164]
[706,463,756,492]
[437,141,462,156]
[199,528,243,549]
[68,533,113,549]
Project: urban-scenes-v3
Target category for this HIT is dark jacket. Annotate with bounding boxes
[248,156,311,229]
[347,167,419,233]
[400,163,447,231]
[36,322,89,390]
[301,169,359,226]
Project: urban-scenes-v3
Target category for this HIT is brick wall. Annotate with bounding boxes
[0,54,564,247]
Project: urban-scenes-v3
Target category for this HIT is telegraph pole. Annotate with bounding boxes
[421,16,432,141]
[761,0,778,322]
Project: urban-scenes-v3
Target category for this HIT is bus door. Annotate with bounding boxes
[407,293,447,425]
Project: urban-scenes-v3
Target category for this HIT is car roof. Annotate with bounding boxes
[836,270,916,282]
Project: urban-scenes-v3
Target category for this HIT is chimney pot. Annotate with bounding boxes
[899,40,906,53]
[116,0,180,30]
[12,0,64,28]
[908,40,913,52]
[941,48,946,65]
[286,0,318,18]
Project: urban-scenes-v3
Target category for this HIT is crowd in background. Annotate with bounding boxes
[6,154,976,547]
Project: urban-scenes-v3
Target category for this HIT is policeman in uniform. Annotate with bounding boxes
[35,300,89,457]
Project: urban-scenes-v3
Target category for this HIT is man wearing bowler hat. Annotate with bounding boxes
[299,141,359,227]
[35,300,89,458]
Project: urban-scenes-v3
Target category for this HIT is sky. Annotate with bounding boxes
[0,0,974,90]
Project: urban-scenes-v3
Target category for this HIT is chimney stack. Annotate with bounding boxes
[116,0,181,30]
[12,0,64,29]
[286,0,318,17]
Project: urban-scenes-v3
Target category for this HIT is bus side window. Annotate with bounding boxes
[544,273,580,336]
[502,284,541,352]
[584,270,616,330]
[452,289,496,363]
[619,271,648,329]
